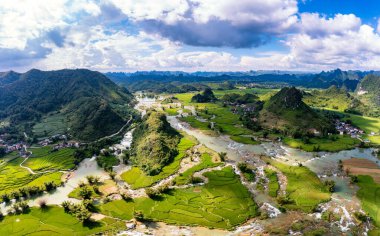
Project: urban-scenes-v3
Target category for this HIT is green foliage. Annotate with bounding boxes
[130,111,181,175]
[260,87,335,135]
[96,155,120,171]
[122,136,196,189]
[238,163,255,181]
[191,88,217,103]
[0,69,135,142]
[221,93,258,104]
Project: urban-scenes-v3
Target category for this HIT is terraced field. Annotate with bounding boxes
[102,167,258,229]
[174,151,222,185]
[0,206,125,235]
[0,154,62,195]
[283,135,361,152]
[121,136,197,189]
[267,159,331,212]
[24,146,76,172]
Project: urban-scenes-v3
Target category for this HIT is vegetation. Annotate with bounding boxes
[24,146,76,171]
[238,163,256,181]
[130,111,181,175]
[259,87,335,136]
[0,153,62,195]
[174,151,222,185]
[264,168,280,198]
[0,69,135,142]
[356,175,380,230]
[121,136,196,189]
[0,206,125,235]
[191,88,217,103]
[267,159,331,212]
[96,154,120,171]
[102,167,259,229]
[283,135,360,152]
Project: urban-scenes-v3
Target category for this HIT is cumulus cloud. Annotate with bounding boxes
[109,0,298,48]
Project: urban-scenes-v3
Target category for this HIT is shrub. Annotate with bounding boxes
[1,194,10,203]
[324,180,335,193]
[133,210,145,221]
[145,188,160,198]
[121,193,132,201]
[44,182,57,192]
[38,199,47,209]
[79,186,92,199]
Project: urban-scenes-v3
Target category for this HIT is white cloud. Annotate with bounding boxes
[109,0,298,47]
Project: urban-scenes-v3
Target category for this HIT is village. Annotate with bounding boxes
[335,119,371,143]
[0,133,80,158]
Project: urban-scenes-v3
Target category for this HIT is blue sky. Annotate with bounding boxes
[0,0,379,72]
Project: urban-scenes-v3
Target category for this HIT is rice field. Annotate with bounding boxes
[267,159,331,212]
[0,206,125,235]
[102,167,259,229]
[24,146,76,172]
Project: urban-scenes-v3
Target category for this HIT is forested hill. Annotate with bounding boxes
[0,69,136,142]
[105,69,375,93]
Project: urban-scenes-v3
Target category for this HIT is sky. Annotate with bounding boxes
[1,0,380,72]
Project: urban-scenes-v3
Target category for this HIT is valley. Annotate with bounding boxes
[0,71,380,235]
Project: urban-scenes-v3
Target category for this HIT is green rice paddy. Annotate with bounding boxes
[102,167,259,229]
[0,206,124,235]
[268,159,331,212]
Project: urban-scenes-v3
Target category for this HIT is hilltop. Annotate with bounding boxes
[0,69,135,141]
[259,87,334,135]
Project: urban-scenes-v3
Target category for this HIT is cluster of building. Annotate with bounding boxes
[38,134,68,146]
[52,141,80,151]
[0,139,28,156]
[335,120,367,141]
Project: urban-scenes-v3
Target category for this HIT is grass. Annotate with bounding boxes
[283,135,361,152]
[174,151,222,185]
[0,151,64,195]
[25,146,76,171]
[230,135,259,145]
[0,206,125,235]
[164,107,179,116]
[121,136,197,189]
[102,167,259,229]
[267,159,331,212]
[356,175,380,230]
[264,168,279,198]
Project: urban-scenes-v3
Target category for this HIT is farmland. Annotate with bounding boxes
[102,167,259,229]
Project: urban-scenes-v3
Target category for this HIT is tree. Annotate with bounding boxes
[0,146,6,157]
[79,186,92,199]
[218,152,227,161]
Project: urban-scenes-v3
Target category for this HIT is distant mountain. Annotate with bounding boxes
[303,69,371,91]
[259,87,334,134]
[106,69,375,92]
[0,69,135,141]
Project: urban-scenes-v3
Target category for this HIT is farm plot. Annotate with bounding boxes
[24,146,76,172]
[0,206,125,236]
[0,155,62,195]
[267,159,331,212]
[101,167,259,229]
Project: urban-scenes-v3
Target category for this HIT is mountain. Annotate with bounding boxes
[106,69,376,93]
[0,69,135,141]
[130,111,180,175]
[259,87,334,135]
[304,69,370,91]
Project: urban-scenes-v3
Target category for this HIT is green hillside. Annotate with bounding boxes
[259,87,334,135]
[0,69,135,141]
